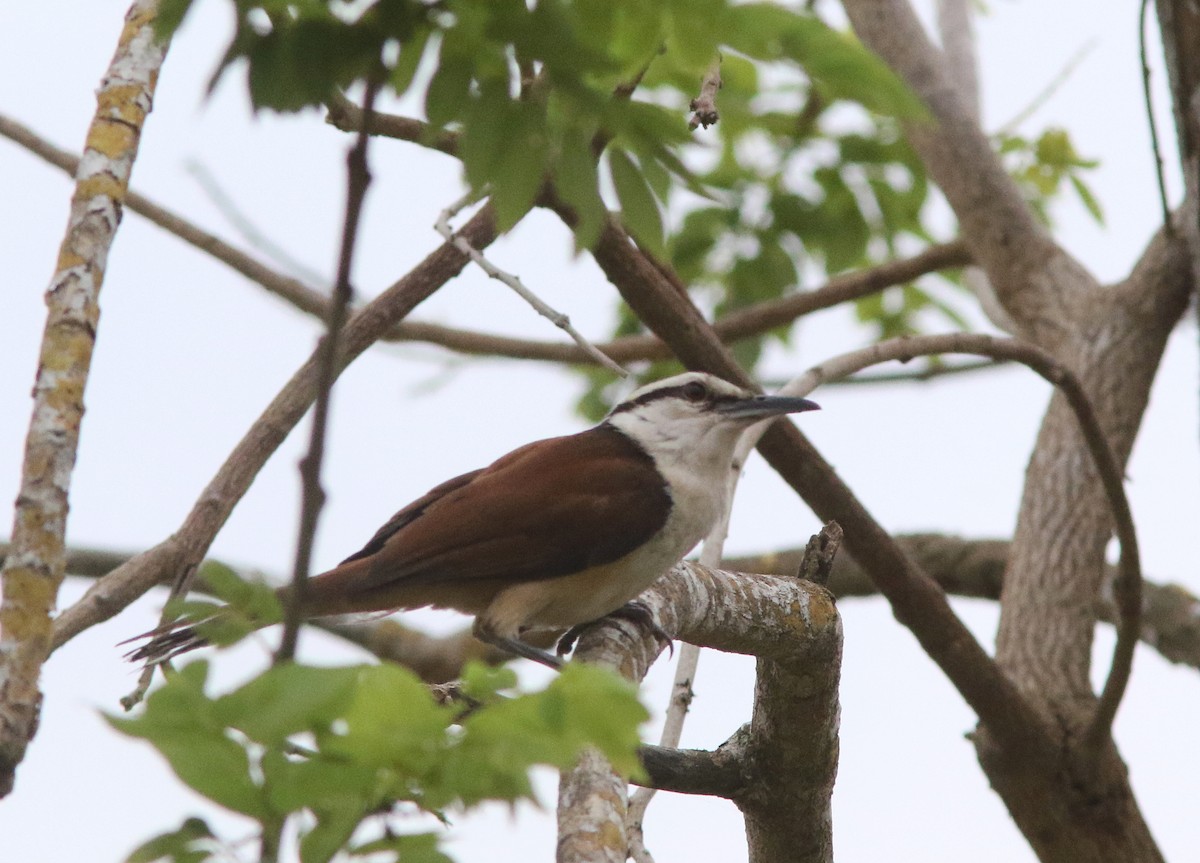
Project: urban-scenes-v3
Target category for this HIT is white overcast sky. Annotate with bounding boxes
[2,1,1198,861]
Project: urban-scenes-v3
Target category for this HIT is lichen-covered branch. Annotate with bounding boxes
[0,0,167,798]
[557,559,842,863]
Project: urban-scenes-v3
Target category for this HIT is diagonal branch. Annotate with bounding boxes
[0,0,168,799]
[50,206,499,651]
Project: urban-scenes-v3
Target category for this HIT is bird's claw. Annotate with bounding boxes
[555,600,674,659]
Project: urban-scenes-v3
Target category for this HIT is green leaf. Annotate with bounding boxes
[125,818,214,863]
[725,5,923,118]
[300,809,363,863]
[154,0,196,42]
[320,664,451,771]
[425,51,473,128]
[609,148,664,255]
[490,101,551,231]
[390,28,432,95]
[351,832,452,863]
[555,126,606,250]
[1069,174,1105,225]
[216,664,360,744]
[262,753,379,813]
[108,664,268,818]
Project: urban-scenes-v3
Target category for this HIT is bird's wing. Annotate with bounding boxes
[325,426,672,593]
[339,469,484,565]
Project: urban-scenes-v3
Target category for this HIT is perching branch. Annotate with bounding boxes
[278,79,382,663]
[51,206,500,651]
[0,0,168,799]
[558,557,842,863]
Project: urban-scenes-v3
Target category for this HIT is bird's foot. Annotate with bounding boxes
[556,600,674,659]
[473,620,564,670]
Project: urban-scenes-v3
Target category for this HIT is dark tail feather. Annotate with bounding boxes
[120,618,212,665]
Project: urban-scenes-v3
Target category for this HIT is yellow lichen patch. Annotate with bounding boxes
[597,820,625,848]
[121,5,158,42]
[86,119,136,159]
[54,248,88,272]
[0,570,58,640]
[77,173,123,201]
[97,84,149,125]
[801,588,839,631]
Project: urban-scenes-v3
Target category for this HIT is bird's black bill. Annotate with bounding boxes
[716,394,820,420]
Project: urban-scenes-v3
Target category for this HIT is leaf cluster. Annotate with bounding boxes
[113,660,646,863]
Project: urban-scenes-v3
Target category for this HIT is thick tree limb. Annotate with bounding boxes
[558,559,841,863]
[50,206,499,650]
[0,0,167,799]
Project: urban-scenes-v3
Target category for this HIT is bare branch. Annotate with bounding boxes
[636,739,747,798]
[0,0,167,798]
[433,191,629,376]
[0,116,971,370]
[24,537,1200,674]
[688,56,723,130]
[325,92,460,156]
[51,207,500,651]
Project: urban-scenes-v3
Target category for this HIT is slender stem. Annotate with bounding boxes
[276,80,381,664]
[1140,0,1174,234]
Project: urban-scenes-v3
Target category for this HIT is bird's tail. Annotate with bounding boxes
[121,617,213,666]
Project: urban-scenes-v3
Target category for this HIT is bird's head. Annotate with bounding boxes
[605,372,819,466]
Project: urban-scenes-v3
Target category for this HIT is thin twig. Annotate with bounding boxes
[765,357,1007,388]
[186,159,331,288]
[1139,0,1174,234]
[433,191,630,376]
[277,79,381,663]
[688,56,723,130]
[994,41,1096,136]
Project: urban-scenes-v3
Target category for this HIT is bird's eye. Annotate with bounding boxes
[682,381,708,402]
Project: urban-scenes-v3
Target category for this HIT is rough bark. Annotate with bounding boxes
[556,560,841,863]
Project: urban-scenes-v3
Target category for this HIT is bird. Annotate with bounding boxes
[127,371,819,669]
